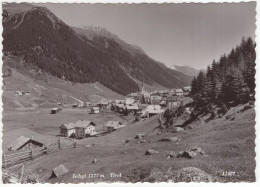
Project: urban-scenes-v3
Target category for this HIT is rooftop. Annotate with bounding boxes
[105,121,122,128]
[61,120,95,129]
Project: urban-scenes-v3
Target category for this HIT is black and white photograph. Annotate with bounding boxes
[0,0,258,184]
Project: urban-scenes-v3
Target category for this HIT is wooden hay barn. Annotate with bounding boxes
[52,165,68,178]
[7,136,44,151]
[50,107,61,114]
[105,121,125,133]
[3,128,59,153]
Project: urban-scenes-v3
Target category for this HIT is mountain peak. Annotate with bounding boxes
[28,6,64,26]
[169,65,200,77]
[82,25,119,40]
[4,5,65,31]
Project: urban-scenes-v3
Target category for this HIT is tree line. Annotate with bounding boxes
[190,37,255,111]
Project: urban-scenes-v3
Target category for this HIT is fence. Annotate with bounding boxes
[2,164,27,183]
[2,137,76,169]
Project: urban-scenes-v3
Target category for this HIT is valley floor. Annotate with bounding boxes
[1,57,256,183]
[3,102,256,183]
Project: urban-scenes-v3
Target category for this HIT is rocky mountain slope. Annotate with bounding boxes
[3,4,193,95]
[169,65,201,77]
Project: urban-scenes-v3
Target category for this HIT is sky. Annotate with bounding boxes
[35,2,256,69]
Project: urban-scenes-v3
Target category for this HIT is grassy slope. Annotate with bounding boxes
[2,56,126,150]
[23,105,255,183]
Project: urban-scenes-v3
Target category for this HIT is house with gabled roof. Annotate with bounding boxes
[91,107,100,114]
[176,88,184,96]
[126,105,139,114]
[105,121,125,133]
[60,123,76,138]
[59,120,96,138]
[7,136,44,151]
[146,105,162,116]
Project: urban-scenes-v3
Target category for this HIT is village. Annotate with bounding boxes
[1,1,257,184]
[6,84,192,151]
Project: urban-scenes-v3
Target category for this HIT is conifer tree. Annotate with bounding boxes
[191,36,255,108]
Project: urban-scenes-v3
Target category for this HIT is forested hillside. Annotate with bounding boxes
[191,37,255,109]
[73,26,193,87]
[3,7,140,95]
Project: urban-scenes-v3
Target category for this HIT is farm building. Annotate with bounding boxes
[60,120,96,139]
[183,86,192,92]
[3,128,59,153]
[85,102,91,107]
[150,95,162,105]
[7,136,44,151]
[159,100,167,106]
[77,103,84,108]
[15,91,25,96]
[115,104,125,113]
[169,89,176,95]
[185,107,192,114]
[176,89,184,96]
[146,105,162,116]
[126,105,139,114]
[50,108,62,114]
[183,86,191,96]
[98,100,109,109]
[72,103,78,108]
[74,120,96,138]
[136,109,149,119]
[115,99,125,104]
[105,121,125,133]
[166,97,180,109]
[125,98,135,105]
[60,123,76,137]
[127,92,139,98]
[91,107,100,114]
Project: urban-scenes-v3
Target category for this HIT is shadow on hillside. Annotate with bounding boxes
[178,117,197,128]
[240,105,253,113]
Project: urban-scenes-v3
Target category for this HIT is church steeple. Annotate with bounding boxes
[141,79,145,93]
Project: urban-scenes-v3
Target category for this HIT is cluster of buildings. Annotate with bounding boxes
[15,91,30,96]
[88,85,192,117]
[59,120,126,139]
[56,84,192,139]
[149,86,192,97]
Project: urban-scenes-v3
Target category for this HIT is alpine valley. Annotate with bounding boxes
[3,3,193,96]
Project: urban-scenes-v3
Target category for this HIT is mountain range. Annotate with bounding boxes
[169,65,201,77]
[3,3,193,95]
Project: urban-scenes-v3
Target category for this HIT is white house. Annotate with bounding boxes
[146,105,162,116]
[150,95,162,105]
[77,103,84,108]
[60,120,96,138]
[176,89,184,96]
[183,86,192,92]
[126,105,139,114]
[125,98,135,105]
[91,107,100,114]
[74,120,96,138]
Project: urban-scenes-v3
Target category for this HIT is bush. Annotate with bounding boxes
[218,104,228,116]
